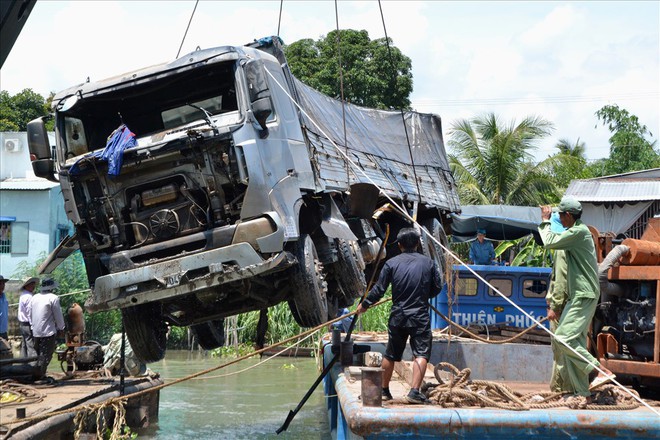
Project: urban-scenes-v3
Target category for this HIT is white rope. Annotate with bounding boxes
[264,69,659,416]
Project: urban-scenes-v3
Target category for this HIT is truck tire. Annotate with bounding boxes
[287,234,328,327]
[328,239,366,308]
[121,304,168,363]
[421,218,448,282]
[190,318,226,350]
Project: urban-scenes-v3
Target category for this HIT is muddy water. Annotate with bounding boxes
[136,350,332,439]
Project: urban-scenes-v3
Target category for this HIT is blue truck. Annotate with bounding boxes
[430,264,552,330]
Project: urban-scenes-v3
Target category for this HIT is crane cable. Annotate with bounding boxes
[176,0,200,59]
[377,0,422,203]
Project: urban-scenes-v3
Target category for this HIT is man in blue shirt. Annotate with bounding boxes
[356,228,442,404]
[469,228,496,265]
[0,275,8,341]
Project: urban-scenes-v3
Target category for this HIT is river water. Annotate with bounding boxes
[135,350,332,440]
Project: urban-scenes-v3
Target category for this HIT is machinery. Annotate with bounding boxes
[56,303,103,375]
[593,218,660,388]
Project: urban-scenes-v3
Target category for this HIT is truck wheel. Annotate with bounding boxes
[287,234,328,327]
[190,318,226,350]
[421,218,448,282]
[121,304,168,363]
[328,239,367,308]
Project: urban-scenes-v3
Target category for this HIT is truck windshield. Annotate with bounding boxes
[58,61,239,163]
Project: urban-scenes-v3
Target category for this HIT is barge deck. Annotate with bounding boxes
[0,373,162,439]
[322,332,660,439]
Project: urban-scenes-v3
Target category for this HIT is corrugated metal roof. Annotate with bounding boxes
[565,179,660,202]
[0,179,60,190]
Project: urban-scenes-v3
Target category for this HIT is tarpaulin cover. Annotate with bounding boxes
[450,205,542,243]
[291,77,461,213]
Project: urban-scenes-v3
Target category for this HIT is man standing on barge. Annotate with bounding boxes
[356,227,442,404]
[539,197,614,397]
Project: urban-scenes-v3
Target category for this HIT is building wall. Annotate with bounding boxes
[0,189,70,276]
[0,132,34,180]
[0,131,69,278]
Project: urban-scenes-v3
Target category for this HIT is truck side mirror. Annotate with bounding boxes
[244,59,272,135]
[27,117,57,182]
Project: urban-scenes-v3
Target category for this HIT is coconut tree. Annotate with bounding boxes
[448,113,558,206]
[549,138,589,190]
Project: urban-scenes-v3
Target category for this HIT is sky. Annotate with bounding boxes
[1,1,658,163]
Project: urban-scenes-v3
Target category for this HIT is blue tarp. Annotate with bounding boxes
[450,205,543,243]
[69,124,137,176]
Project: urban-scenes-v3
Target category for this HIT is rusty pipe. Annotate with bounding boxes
[620,238,660,265]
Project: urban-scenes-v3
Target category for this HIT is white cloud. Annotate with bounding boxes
[1,1,657,165]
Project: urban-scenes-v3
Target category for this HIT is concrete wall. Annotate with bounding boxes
[0,131,70,278]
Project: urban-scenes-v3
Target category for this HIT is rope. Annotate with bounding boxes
[428,303,549,344]
[1,298,392,427]
[262,67,659,415]
[427,362,641,411]
[165,329,316,381]
[0,380,44,406]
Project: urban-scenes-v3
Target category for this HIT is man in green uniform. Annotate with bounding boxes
[539,197,613,397]
[545,212,568,392]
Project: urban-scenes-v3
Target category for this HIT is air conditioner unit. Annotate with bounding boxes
[4,139,22,153]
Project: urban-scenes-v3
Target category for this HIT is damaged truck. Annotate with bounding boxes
[27,36,460,363]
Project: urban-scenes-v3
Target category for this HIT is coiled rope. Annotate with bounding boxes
[426,362,640,411]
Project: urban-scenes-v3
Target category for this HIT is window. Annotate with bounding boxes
[487,278,512,297]
[523,279,548,298]
[56,224,71,248]
[0,221,28,254]
[455,276,477,296]
[0,222,10,253]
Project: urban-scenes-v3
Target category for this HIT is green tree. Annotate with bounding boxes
[547,138,589,190]
[12,252,121,344]
[448,113,558,206]
[284,29,413,109]
[0,88,52,131]
[595,104,660,174]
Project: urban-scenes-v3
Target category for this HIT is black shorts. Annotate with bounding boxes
[384,325,432,361]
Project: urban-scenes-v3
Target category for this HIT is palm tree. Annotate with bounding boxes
[555,137,586,158]
[549,138,589,190]
[448,113,558,206]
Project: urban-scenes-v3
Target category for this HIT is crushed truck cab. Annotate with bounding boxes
[28,37,460,363]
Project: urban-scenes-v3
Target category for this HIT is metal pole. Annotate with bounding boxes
[120,315,126,396]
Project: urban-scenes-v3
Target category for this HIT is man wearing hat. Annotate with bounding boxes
[0,275,9,341]
[545,211,568,392]
[469,228,496,265]
[18,276,38,358]
[31,277,66,377]
[539,196,614,398]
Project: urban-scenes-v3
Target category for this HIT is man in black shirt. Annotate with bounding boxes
[356,227,442,404]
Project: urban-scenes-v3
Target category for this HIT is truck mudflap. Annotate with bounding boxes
[87,243,295,312]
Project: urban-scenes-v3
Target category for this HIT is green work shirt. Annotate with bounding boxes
[546,249,568,311]
[538,219,599,301]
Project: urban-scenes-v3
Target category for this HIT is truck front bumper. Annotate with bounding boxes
[87,243,295,312]
[86,212,293,312]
